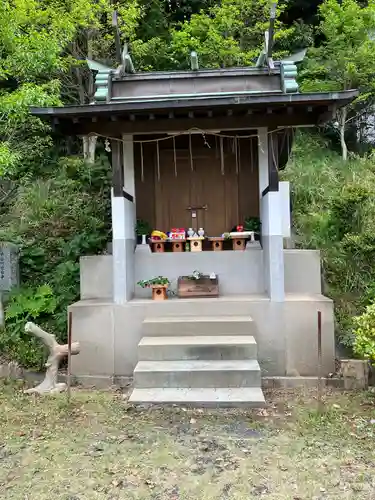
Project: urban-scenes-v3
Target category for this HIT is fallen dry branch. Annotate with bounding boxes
[24,322,80,395]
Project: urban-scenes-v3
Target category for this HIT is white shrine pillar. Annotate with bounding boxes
[257,128,285,302]
[111,135,136,303]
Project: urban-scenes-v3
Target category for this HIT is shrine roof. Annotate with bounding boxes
[30,59,358,135]
[31,89,357,118]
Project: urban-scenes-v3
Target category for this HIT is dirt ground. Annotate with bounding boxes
[0,382,375,500]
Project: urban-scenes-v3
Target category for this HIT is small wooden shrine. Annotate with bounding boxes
[31,43,357,303]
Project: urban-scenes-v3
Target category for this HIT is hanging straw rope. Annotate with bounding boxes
[250,136,254,173]
[189,133,193,171]
[238,137,241,174]
[140,142,144,182]
[173,136,177,177]
[91,126,288,146]
[156,141,160,181]
[235,137,239,175]
[220,136,225,175]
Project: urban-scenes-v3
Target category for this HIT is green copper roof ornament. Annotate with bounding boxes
[86,59,114,104]
[280,62,299,93]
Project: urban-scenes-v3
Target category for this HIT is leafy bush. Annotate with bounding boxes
[353,304,375,362]
[0,285,57,369]
[283,132,375,351]
[0,154,111,367]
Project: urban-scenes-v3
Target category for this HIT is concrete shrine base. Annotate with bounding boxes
[69,294,335,385]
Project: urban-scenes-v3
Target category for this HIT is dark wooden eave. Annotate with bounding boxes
[30,90,358,136]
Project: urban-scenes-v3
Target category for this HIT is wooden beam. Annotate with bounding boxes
[111,139,124,197]
[59,111,322,136]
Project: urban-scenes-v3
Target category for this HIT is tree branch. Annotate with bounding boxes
[24,322,80,395]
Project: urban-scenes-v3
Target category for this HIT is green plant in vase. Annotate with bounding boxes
[244,217,261,233]
[135,219,152,236]
[137,276,170,288]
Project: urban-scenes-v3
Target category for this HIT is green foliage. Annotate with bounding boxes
[0,82,61,178]
[244,217,261,233]
[299,0,375,158]
[353,304,375,362]
[137,276,170,287]
[0,155,111,366]
[133,0,300,70]
[0,284,57,369]
[135,218,152,236]
[283,132,375,349]
[300,0,375,93]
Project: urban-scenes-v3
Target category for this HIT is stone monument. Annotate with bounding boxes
[0,242,19,291]
[0,242,19,327]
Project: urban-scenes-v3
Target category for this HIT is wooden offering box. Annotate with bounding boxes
[188,237,204,252]
[208,237,224,251]
[151,285,168,300]
[178,275,219,298]
[172,240,185,252]
[150,239,166,253]
[232,237,246,251]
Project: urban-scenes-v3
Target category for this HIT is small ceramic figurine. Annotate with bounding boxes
[187,228,195,238]
[209,272,216,280]
[198,228,205,237]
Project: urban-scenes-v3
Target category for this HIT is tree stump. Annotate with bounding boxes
[24,322,80,395]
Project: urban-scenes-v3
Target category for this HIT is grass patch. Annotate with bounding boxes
[0,383,375,499]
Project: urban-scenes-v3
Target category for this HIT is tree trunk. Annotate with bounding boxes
[24,322,80,395]
[338,106,348,161]
[73,33,98,163]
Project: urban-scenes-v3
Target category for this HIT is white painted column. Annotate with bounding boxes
[279,181,291,239]
[123,135,135,199]
[112,191,127,304]
[111,135,136,304]
[257,128,285,302]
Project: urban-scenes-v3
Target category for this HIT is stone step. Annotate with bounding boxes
[138,335,258,361]
[133,360,261,388]
[129,387,266,408]
[142,315,256,336]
